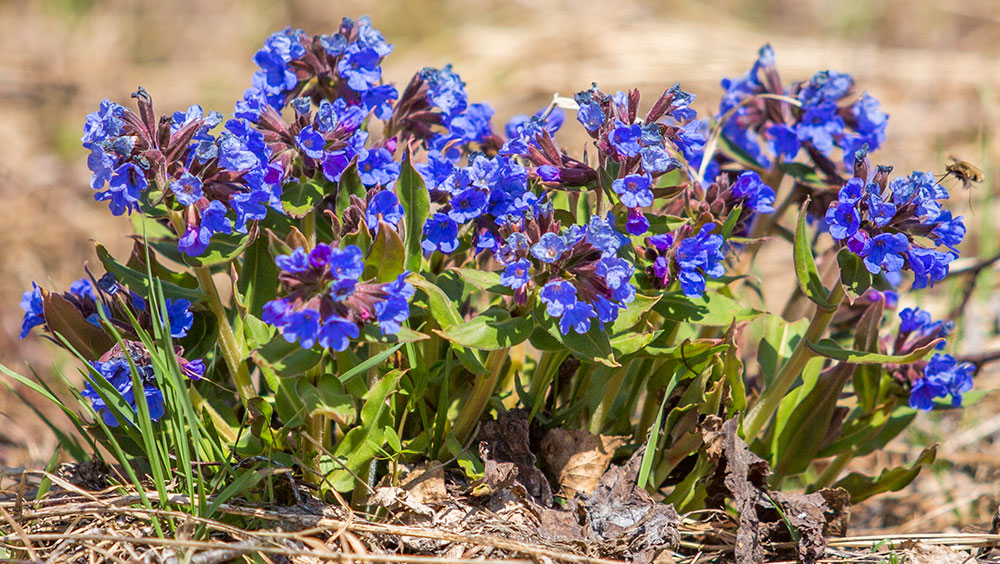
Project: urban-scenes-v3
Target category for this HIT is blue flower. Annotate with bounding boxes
[540,281,577,317]
[276,248,311,273]
[907,247,955,289]
[448,188,488,223]
[838,178,864,204]
[731,171,775,213]
[318,316,360,351]
[164,298,193,338]
[639,145,677,174]
[932,210,965,251]
[609,120,642,157]
[500,258,532,289]
[416,150,455,190]
[295,125,326,159]
[798,70,854,107]
[559,301,597,335]
[96,163,148,215]
[337,43,383,92]
[202,200,233,235]
[860,232,909,274]
[88,147,117,190]
[328,245,365,280]
[362,84,398,120]
[421,214,460,254]
[262,299,291,326]
[82,356,166,427]
[449,103,495,144]
[909,374,947,411]
[866,194,896,227]
[422,64,468,118]
[69,279,97,301]
[586,214,625,257]
[795,101,845,155]
[676,224,726,297]
[825,202,861,240]
[366,191,405,231]
[179,224,211,256]
[282,310,321,349]
[19,283,44,339]
[766,124,799,160]
[170,172,204,206]
[531,233,568,264]
[230,188,270,232]
[899,307,933,334]
[376,272,414,335]
[81,99,125,149]
[575,96,605,132]
[626,208,650,236]
[358,147,400,187]
[612,173,654,208]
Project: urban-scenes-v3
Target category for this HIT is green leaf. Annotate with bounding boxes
[329,370,402,491]
[609,294,661,334]
[754,314,810,385]
[250,335,322,378]
[451,268,513,296]
[299,375,357,424]
[720,205,743,239]
[358,324,429,345]
[237,235,279,318]
[338,343,403,383]
[793,201,833,310]
[398,153,431,272]
[610,332,656,357]
[41,291,114,361]
[409,275,489,375]
[807,337,943,365]
[435,307,532,350]
[282,180,327,218]
[653,291,764,327]
[833,445,936,503]
[94,242,205,303]
[533,306,618,367]
[837,249,872,302]
[336,161,365,218]
[364,220,405,283]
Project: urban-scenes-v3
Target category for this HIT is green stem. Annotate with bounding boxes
[528,350,568,411]
[167,210,255,407]
[589,365,627,435]
[742,282,846,442]
[452,348,508,444]
[812,451,853,490]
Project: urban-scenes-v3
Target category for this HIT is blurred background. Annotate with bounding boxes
[1,0,999,533]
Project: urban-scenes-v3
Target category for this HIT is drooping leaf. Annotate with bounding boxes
[807,337,942,365]
[609,294,661,334]
[328,370,402,491]
[832,445,937,503]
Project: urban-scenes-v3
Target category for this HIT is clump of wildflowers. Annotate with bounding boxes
[263,244,414,350]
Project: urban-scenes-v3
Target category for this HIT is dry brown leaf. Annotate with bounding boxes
[540,428,629,498]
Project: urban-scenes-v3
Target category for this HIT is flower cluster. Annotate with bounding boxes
[489,207,634,335]
[717,45,888,170]
[825,164,964,288]
[83,91,284,257]
[908,353,974,410]
[644,223,727,297]
[82,340,204,427]
[20,273,194,341]
[262,244,414,350]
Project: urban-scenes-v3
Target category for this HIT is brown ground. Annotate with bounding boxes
[1,0,999,535]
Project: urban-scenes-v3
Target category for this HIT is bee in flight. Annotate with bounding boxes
[940,155,984,213]
[942,155,985,189]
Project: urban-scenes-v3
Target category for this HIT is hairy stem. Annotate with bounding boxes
[742,282,846,442]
